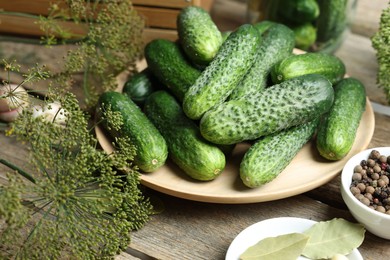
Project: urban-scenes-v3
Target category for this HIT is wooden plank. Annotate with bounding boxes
[132,0,214,10]
[125,189,390,260]
[0,0,214,15]
[1,2,179,29]
[136,6,180,29]
[0,0,65,15]
[210,0,246,32]
[143,28,178,44]
[0,14,177,44]
[132,0,191,8]
[194,0,214,11]
[0,14,88,38]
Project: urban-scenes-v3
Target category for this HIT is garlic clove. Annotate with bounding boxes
[32,102,68,128]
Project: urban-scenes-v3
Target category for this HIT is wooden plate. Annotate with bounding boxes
[96,56,375,204]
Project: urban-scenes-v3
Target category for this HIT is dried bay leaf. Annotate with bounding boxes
[302,218,365,259]
[240,232,309,260]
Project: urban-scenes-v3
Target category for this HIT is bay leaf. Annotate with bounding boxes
[240,232,309,260]
[302,218,365,259]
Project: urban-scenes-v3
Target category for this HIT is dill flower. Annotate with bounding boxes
[0,86,153,259]
[38,0,145,107]
[0,60,50,122]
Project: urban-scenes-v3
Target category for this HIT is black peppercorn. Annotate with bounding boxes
[350,150,390,215]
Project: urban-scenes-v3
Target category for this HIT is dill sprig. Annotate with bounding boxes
[0,1,151,257]
[38,0,145,107]
[372,2,390,103]
[0,79,153,259]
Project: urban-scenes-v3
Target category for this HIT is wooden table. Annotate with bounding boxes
[122,1,390,259]
[1,0,390,259]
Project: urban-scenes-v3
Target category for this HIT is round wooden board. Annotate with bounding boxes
[96,98,375,204]
[100,49,375,204]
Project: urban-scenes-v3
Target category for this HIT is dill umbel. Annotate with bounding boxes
[0,85,153,259]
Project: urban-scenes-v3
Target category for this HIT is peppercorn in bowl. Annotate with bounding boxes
[341,147,390,240]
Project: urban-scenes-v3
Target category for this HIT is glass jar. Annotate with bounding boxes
[246,0,358,53]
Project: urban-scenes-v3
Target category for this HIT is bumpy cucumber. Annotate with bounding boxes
[240,119,319,188]
[271,52,346,85]
[177,6,223,66]
[200,74,334,145]
[183,24,260,120]
[144,90,226,181]
[316,77,366,160]
[122,68,160,106]
[97,91,168,172]
[144,39,201,102]
[229,23,295,100]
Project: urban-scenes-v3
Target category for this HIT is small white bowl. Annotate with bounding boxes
[341,147,390,240]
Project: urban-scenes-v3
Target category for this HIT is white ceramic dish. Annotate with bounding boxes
[225,217,363,260]
[341,147,390,240]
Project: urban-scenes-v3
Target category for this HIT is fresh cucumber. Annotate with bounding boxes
[271,52,346,85]
[277,0,320,23]
[316,0,348,43]
[200,74,334,145]
[97,91,168,172]
[144,90,226,181]
[183,24,260,120]
[122,68,159,106]
[229,23,295,100]
[253,20,276,35]
[177,6,223,66]
[240,119,319,188]
[221,31,231,42]
[144,39,201,102]
[316,77,366,160]
[292,22,317,51]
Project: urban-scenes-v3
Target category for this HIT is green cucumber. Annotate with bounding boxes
[183,24,260,120]
[240,119,319,188]
[123,68,159,106]
[200,74,334,145]
[271,52,346,85]
[144,39,201,102]
[316,77,366,160]
[144,90,226,181]
[221,31,231,42]
[292,22,317,51]
[97,91,168,172]
[253,20,276,35]
[316,0,348,43]
[229,23,295,100]
[177,6,223,66]
[277,0,320,23]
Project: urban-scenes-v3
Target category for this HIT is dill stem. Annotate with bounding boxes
[0,158,36,183]
[83,64,91,100]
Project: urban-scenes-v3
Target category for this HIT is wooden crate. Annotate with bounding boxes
[0,0,214,44]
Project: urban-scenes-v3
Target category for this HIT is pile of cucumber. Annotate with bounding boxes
[97,6,366,188]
